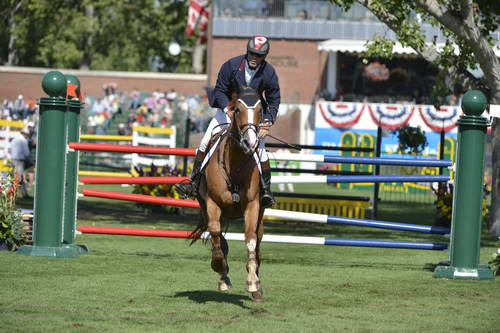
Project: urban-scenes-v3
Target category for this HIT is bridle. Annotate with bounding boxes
[218,93,264,203]
[230,95,263,155]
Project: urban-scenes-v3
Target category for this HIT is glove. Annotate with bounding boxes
[258,121,272,138]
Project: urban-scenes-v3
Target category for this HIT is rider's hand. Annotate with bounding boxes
[258,121,272,138]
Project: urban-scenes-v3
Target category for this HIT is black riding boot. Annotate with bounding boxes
[260,160,275,208]
[177,150,206,198]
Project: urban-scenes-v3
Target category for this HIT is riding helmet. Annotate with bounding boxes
[247,35,270,56]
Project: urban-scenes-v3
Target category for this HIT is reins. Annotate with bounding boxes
[217,107,261,202]
[265,134,302,151]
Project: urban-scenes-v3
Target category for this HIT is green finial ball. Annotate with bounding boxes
[461,90,487,116]
[42,71,67,97]
[65,74,80,87]
[65,74,81,97]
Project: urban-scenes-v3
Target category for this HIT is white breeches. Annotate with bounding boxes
[199,109,268,163]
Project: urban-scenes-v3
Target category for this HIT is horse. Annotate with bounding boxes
[190,85,266,302]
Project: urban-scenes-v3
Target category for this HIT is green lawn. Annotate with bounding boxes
[2,187,499,332]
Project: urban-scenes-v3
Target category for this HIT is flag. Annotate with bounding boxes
[198,5,210,43]
[186,0,210,42]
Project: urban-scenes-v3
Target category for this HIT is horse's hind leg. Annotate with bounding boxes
[207,200,231,291]
[217,236,232,291]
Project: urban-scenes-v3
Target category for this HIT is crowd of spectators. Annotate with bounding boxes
[1,84,214,142]
[1,95,39,123]
[83,83,214,136]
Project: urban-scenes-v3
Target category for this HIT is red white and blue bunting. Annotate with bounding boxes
[318,102,364,128]
[366,104,415,130]
[316,102,463,133]
[418,105,461,132]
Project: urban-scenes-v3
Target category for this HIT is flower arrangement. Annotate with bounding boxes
[131,164,184,214]
[433,182,490,228]
[0,172,26,250]
[364,61,389,81]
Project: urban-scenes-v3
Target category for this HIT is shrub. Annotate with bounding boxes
[489,239,500,276]
[131,164,185,214]
[396,125,428,154]
[0,172,26,250]
[433,182,489,228]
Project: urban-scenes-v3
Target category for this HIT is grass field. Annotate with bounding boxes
[2,185,499,332]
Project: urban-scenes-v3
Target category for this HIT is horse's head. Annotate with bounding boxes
[227,85,262,155]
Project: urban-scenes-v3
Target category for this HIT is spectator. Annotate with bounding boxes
[166,88,178,103]
[13,95,25,120]
[91,99,105,114]
[128,89,141,111]
[117,123,127,136]
[25,97,37,119]
[10,128,32,198]
[1,100,11,119]
[152,88,162,100]
[103,83,117,96]
[144,95,156,113]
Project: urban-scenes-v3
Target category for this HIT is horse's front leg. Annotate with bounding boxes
[207,199,231,291]
[244,200,264,302]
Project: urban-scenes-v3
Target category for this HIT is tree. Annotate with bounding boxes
[0,0,196,73]
[331,0,500,237]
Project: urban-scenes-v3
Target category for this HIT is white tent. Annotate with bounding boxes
[318,39,416,55]
[318,38,500,57]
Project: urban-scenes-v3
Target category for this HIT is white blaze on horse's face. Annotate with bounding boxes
[237,98,261,151]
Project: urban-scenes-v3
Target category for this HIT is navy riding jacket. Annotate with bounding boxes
[210,54,281,124]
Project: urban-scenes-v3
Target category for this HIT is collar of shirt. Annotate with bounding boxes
[244,60,260,85]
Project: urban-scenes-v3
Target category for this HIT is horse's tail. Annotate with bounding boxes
[188,204,208,245]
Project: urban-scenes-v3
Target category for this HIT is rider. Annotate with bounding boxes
[178,35,280,208]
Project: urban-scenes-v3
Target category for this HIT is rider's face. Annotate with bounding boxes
[247,52,266,69]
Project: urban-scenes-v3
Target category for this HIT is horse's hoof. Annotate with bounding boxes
[251,290,264,303]
[218,276,232,291]
[246,280,261,293]
[218,281,232,291]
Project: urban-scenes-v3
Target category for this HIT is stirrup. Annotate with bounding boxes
[176,182,196,199]
[261,193,275,208]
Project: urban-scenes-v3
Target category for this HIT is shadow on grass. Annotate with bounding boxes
[423,260,449,272]
[170,290,252,309]
[76,199,200,225]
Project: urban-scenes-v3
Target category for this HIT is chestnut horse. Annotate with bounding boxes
[191,86,265,302]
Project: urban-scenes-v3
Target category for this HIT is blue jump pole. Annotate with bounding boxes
[324,238,448,250]
[326,216,450,234]
[325,175,449,183]
[323,155,452,167]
